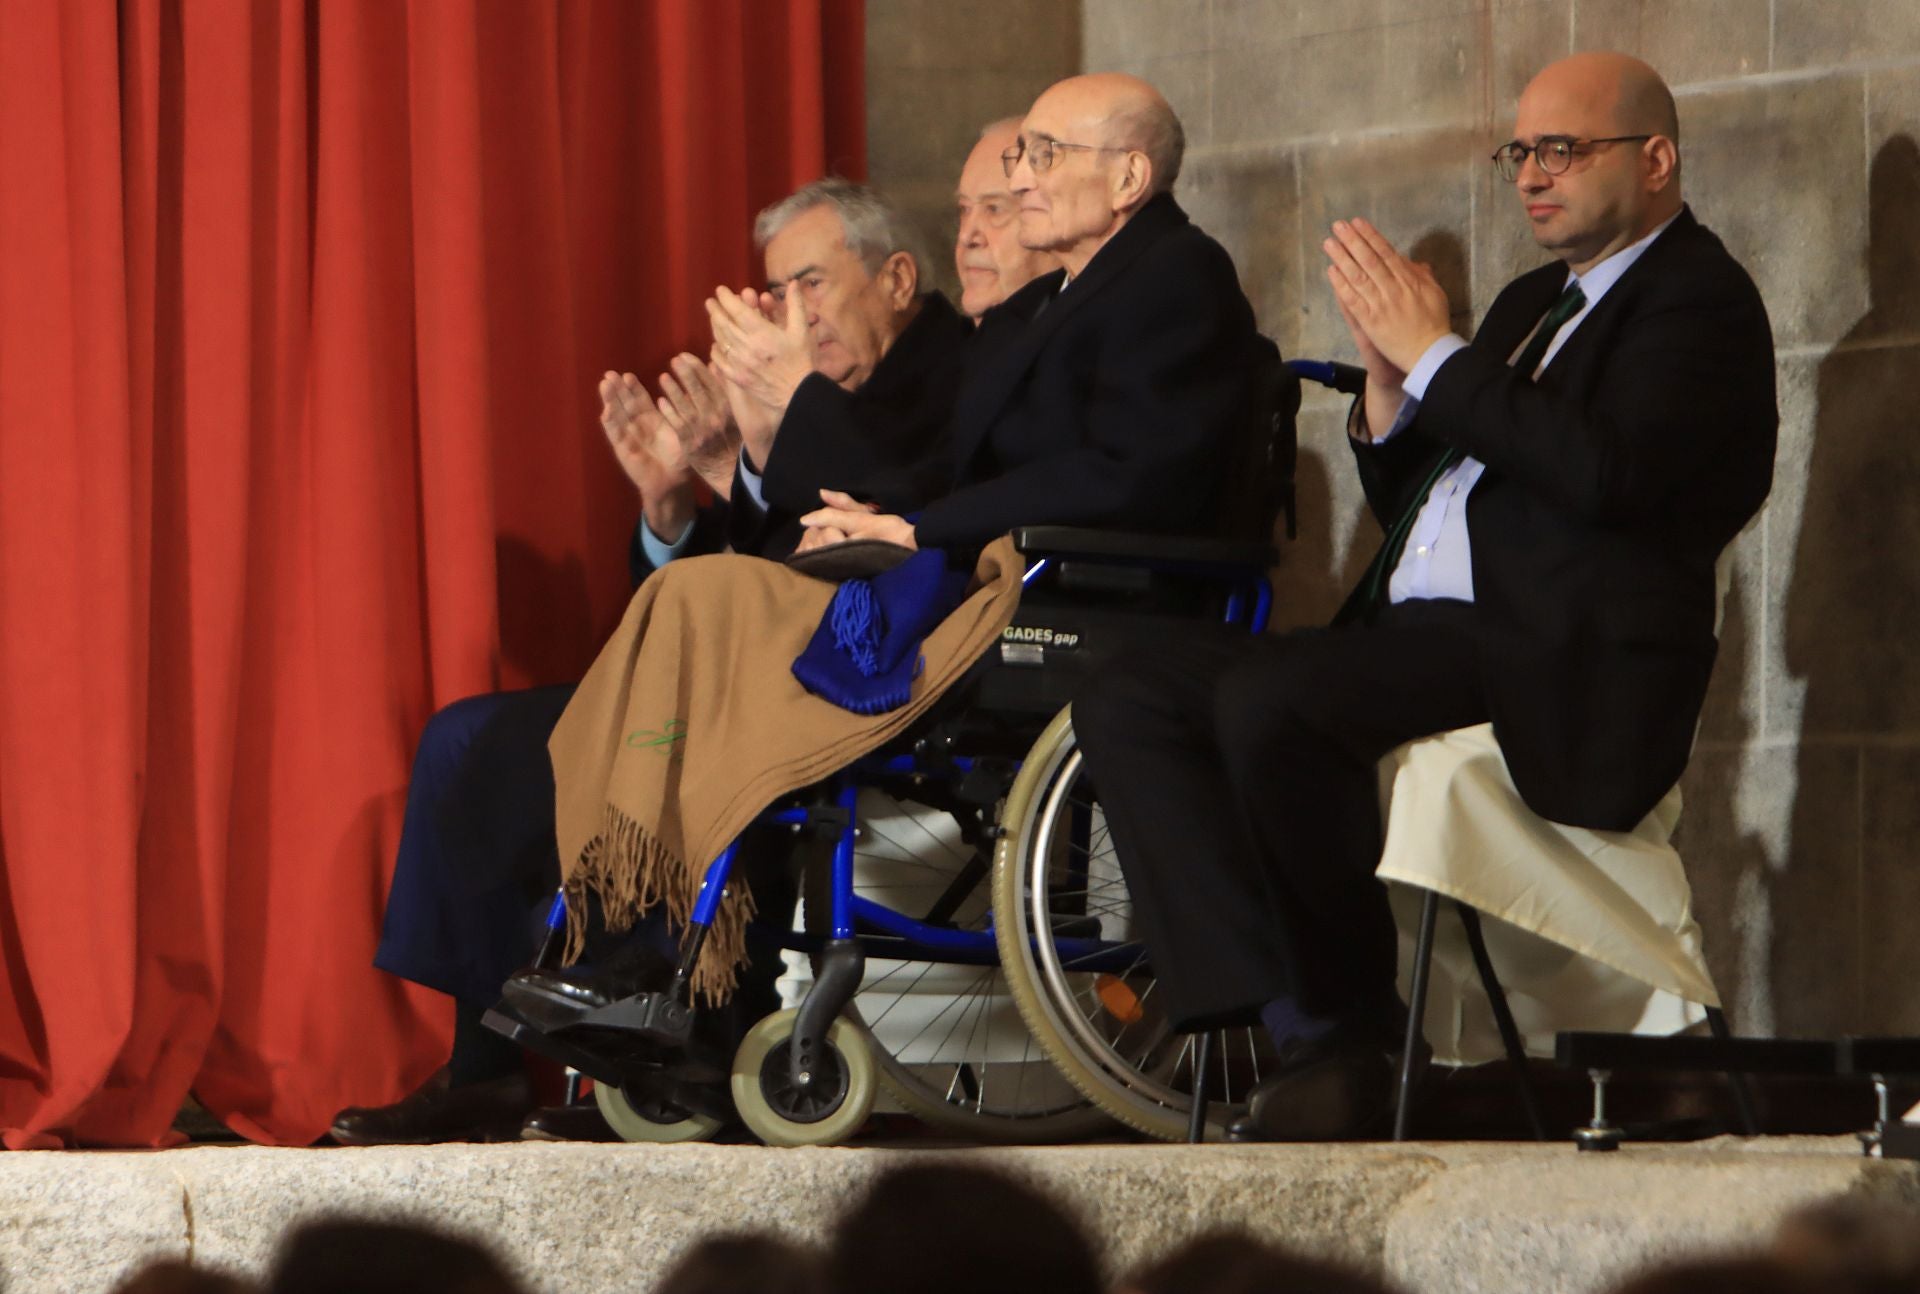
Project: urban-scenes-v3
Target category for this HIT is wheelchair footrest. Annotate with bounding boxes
[576,990,697,1046]
[500,977,696,1049]
[484,1003,731,1116]
[482,1005,626,1088]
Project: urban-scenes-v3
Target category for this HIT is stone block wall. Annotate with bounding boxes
[865,0,1920,1039]
[863,1,1081,301]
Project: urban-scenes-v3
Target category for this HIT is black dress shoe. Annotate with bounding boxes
[519,1101,620,1142]
[1223,1027,1400,1142]
[329,1067,534,1146]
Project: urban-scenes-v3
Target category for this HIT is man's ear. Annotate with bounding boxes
[1643,135,1680,193]
[1111,149,1154,214]
[881,250,919,308]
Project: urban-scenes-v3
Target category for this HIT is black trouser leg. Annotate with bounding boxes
[449,996,525,1086]
[1072,634,1296,1030]
[1073,600,1488,1033]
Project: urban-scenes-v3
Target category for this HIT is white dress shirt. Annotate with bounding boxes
[1376,213,1679,604]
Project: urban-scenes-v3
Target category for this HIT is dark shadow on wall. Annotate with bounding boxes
[1788,135,1920,734]
[1671,573,1774,1037]
[1777,133,1920,1035]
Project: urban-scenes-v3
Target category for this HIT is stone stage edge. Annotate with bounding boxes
[1,1136,1915,1294]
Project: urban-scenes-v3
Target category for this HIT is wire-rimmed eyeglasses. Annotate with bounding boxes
[1000,135,1127,178]
[1491,134,1653,181]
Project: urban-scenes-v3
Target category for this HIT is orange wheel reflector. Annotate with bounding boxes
[1096,974,1144,1025]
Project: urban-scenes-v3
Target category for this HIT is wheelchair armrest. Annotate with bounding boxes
[1012,526,1277,574]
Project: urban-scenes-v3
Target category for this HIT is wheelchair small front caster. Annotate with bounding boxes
[1574,1067,1622,1152]
[595,1080,726,1144]
[731,1007,876,1146]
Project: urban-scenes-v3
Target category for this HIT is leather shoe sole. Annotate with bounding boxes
[329,1068,535,1146]
[520,1102,620,1143]
[1224,1038,1398,1142]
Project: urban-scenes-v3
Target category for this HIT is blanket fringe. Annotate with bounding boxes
[560,802,758,1006]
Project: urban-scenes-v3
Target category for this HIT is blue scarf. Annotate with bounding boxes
[792,549,970,714]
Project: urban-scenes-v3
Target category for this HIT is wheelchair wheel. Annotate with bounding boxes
[731,1007,876,1147]
[793,789,1109,1143]
[592,1081,725,1144]
[991,708,1276,1142]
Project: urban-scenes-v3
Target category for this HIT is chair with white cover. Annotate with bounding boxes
[1375,551,1755,1141]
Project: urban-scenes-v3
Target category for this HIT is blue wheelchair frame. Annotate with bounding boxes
[506,548,1277,1115]
[546,554,1272,959]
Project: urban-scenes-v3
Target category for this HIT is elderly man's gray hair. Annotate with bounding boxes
[753,178,926,276]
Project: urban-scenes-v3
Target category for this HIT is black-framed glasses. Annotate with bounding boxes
[1000,135,1126,178]
[1491,134,1653,181]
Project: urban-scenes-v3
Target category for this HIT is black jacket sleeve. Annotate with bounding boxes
[913,248,1258,548]
[626,502,729,587]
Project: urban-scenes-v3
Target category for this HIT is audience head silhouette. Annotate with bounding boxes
[652,1231,825,1294]
[826,1162,1103,1294]
[263,1219,524,1294]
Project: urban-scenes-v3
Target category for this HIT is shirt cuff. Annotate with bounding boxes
[736,451,769,510]
[1402,334,1469,402]
[1369,393,1420,443]
[638,514,695,569]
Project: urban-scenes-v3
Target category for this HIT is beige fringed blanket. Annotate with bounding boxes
[548,536,1022,1002]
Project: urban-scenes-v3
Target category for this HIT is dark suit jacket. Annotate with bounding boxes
[901,194,1274,549]
[623,292,969,577]
[748,290,973,553]
[1346,207,1776,830]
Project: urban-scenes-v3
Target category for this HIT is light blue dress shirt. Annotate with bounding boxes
[639,448,775,568]
[1375,213,1678,604]
[638,512,695,569]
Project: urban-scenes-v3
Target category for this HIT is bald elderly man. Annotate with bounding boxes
[1074,53,1776,1140]
[954,117,1059,320]
[753,73,1274,554]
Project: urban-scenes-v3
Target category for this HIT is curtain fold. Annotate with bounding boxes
[0,0,863,1149]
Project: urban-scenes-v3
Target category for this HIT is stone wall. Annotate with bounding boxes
[864,1,1081,301]
[868,0,1920,1041]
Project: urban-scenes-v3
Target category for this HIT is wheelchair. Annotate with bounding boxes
[483,357,1306,1146]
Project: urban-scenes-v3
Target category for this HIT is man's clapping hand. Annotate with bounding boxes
[653,354,741,499]
[598,371,697,541]
[707,285,815,467]
[1322,218,1455,440]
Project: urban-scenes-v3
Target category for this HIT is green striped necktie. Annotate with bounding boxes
[1356,280,1587,612]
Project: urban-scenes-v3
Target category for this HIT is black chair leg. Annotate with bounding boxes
[1455,902,1548,1141]
[1705,1006,1762,1135]
[1188,1030,1214,1144]
[1394,890,1439,1141]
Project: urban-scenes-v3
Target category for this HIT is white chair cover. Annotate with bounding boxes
[1376,722,1719,1066]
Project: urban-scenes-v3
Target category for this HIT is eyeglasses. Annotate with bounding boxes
[1491,134,1653,181]
[1000,135,1126,178]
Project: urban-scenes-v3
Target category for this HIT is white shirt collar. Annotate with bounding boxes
[1565,210,1681,306]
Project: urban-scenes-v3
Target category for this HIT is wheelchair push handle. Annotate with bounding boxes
[1286,358,1367,395]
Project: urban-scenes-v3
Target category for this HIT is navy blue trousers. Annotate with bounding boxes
[374,686,579,1008]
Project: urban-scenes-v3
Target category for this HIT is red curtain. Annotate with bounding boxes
[0,0,864,1149]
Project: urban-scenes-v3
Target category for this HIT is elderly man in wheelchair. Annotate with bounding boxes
[482,71,1296,1146]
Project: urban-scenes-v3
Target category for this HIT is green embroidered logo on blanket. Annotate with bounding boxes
[625,719,686,755]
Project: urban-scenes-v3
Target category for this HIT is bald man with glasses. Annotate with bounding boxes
[1072,52,1777,1141]
[789,72,1275,556]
